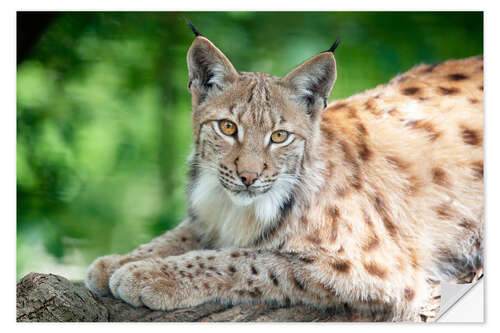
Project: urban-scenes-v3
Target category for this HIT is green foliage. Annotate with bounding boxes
[17,12,483,279]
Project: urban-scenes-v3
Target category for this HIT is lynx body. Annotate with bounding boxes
[85,35,483,321]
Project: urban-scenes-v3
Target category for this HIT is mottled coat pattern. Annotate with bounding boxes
[85,35,483,321]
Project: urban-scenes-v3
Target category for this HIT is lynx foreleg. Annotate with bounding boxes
[108,248,338,310]
[85,219,202,295]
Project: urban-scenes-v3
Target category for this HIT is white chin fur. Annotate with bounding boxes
[189,167,295,247]
[226,191,256,206]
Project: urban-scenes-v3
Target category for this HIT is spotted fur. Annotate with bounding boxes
[85,36,483,321]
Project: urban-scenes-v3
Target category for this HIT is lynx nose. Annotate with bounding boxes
[239,171,259,186]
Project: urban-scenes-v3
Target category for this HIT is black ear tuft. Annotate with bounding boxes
[185,18,202,37]
[326,38,341,54]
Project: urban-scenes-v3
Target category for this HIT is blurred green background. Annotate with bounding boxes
[17,12,483,280]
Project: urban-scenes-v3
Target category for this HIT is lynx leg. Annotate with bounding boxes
[85,219,201,295]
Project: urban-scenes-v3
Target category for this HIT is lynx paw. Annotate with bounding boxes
[109,260,183,310]
[85,254,124,296]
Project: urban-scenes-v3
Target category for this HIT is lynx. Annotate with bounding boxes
[85,26,483,321]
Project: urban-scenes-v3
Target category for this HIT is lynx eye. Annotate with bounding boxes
[271,130,289,143]
[219,120,237,136]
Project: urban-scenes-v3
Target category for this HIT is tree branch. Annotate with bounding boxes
[17,272,409,322]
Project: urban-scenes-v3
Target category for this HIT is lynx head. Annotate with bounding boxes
[187,34,338,228]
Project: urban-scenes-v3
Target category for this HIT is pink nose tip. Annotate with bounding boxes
[239,171,259,186]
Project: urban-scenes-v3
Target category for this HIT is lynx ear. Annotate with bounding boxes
[282,49,337,117]
[187,36,238,105]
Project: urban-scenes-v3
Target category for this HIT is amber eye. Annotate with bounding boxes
[271,130,289,143]
[219,120,237,136]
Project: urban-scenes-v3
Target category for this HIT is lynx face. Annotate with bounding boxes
[187,37,337,216]
[194,75,311,207]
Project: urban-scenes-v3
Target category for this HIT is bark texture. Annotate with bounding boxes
[17,272,397,322]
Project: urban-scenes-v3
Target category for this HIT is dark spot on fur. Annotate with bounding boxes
[423,64,438,73]
[373,193,400,238]
[250,265,258,275]
[387,108,401,117]
[228,265,237,274]
[382,216,399,239]
[434,203,453,219]
[186,263,193,269]
[462,128,482,146]
[329,205,340,221]
[408,175,421,196]
[299,256,316,264]
[291,273,306,291]
[404,287,415,301]
[306,230,321,244]
[357,123,368,135]
[448,73,468,81]
[330,260,351,273]
[478,85,483,91]
[249,287,262,297]
[247,279,253,286]
[231,252,240,258]
[459,218,475,229]
[199,263,205,269]
[402,87,420,95]
[471,161,483,180]
[363,262,387,279]
[365,100,382,116]
[373,193,387,215]
[386,156,408,170]
[269,271,279,286]
[208,256,215,260]
[331,102,347,111]
[438,86,460,95]
[432,167,449,187]
[407,120,441,141]
[468,98,480,104]
[358,141,372,161]
[181,237,187,242]
[336,186,349,198]
[362,234,380,252]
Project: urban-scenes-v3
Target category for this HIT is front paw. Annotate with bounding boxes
[85,254,124,296]
[109,260,180,310]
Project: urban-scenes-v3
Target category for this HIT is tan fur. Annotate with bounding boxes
[85,36,483,321]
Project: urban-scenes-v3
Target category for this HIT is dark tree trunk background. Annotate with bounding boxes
[17,272,416,322]
[17,12,59,64]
